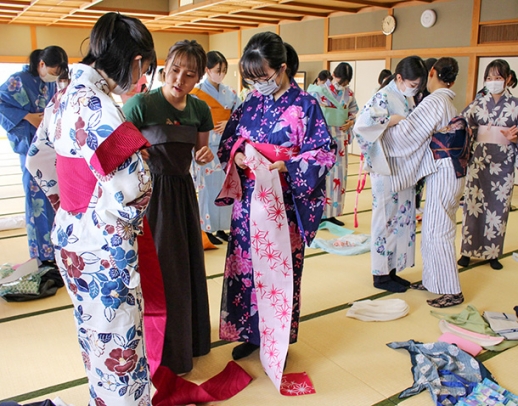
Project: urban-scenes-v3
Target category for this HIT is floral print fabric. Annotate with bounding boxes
[0,66,57,262]
[354,79,417,275]
[388,340,493,406]
[217,80,335,348]
[308,81,358,218]
[460,90,518,259]
[26,64,152,406]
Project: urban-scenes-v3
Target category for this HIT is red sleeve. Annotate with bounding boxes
[90,121,151,176]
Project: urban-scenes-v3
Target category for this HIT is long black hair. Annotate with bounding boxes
[81,12,157,91]
[240,31,299,80]
[380,55,427,91]
[28,46,68,77]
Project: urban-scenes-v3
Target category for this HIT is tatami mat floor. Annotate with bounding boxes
[1,136,518,406]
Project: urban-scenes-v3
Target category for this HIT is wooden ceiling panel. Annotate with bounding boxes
[0,0,431,34]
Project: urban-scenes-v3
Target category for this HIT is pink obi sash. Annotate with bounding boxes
[477,125,511,145]
[243,141,299,187]
[218,140,315,396]
[56,155,97,213]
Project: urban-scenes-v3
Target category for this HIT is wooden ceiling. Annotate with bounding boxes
[0,0,434,34]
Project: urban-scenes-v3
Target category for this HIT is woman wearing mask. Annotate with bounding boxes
[26,13,156,405]
[191,50,241,245]
[310,69,332,86]
[458,59,518,270]
[0,46,68,271]
[385,58,471,307]
[216,31,335,393]
[123,40,213,377]
[354,56,428,293]
[308,62,358,226]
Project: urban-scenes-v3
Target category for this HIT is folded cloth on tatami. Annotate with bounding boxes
[346,298,409,321]
[483,311,518,340]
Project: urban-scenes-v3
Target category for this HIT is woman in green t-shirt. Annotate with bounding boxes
[123,40,214,377]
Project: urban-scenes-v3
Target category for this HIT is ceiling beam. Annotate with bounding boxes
[281,1,358,13]
[333,0,394,7]
[231,10,303,21]
[253,5,329,18]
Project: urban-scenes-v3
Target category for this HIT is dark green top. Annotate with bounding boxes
[122,87,213,132]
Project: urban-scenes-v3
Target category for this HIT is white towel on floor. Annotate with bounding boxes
[346,299,409,322]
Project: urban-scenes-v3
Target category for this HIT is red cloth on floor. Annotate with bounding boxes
[138,218,253,404]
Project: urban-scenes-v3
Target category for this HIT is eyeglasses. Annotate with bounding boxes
[244,69,279,86]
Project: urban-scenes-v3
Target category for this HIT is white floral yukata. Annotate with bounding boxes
[26,63,152,406]
[460,89,518,260]
[353,79,417,276]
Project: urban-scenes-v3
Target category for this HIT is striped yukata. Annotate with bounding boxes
[385,88,466,294]
[354,79,418,276]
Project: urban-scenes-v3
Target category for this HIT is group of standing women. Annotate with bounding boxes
[354,56,518,308]
[12,11,335,405]
[3,8,518,404]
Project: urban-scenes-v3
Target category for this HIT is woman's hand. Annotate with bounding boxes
[502,125,518,143]
[340,120,354,132]
[234,152,247,169]
[214,120,228,135]
[269,161,287,173]
[140,148,150,160]
[195,146,214,165]
[24,112,43,128]
[388,114,404,127]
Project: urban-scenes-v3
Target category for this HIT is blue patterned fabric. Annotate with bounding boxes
[387,340,493,406]
[0,66,57,261]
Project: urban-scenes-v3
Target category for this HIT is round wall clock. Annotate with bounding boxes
[382,15,396,35]
[421,9,437,28]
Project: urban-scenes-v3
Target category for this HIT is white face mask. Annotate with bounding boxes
[485,80,505,95]
[332,80,344,91]
[400,81,419,97]
[208,71,225,84]
[41,73,59,83]
[254,77,280,96]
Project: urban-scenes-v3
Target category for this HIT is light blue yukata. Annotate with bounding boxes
[192,78,240,233]
[353,79,417,276]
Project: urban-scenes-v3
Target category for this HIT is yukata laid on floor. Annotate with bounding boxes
[307,79,358,221]
[0,67,57,263]
[216,81,335,391]
[26,64,152,406]
[191,78,240,236]
[460,89,518,262]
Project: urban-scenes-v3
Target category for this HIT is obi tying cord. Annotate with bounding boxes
[346,298,409,321]
[354,153,368,228]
